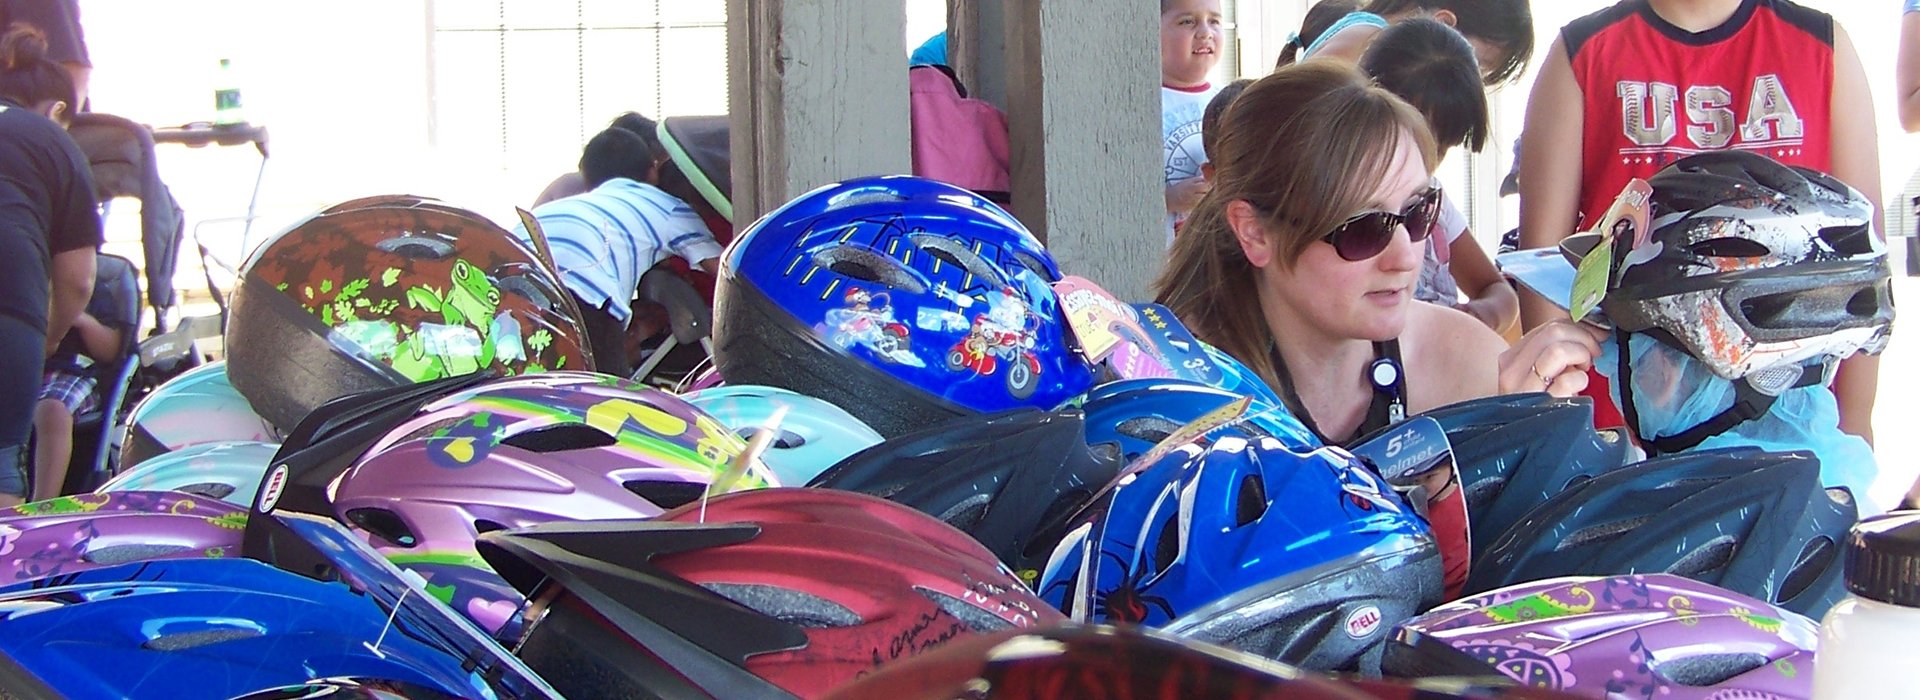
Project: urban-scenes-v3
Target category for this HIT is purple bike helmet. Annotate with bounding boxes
[332,372,772,635]
[0,491,246,585]
[713,175,1094,438]
[119,361,280,470]
[1386,574,1818,699]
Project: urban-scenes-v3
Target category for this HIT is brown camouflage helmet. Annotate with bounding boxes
[227,199,593,432]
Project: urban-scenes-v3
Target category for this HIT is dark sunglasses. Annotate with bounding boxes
[1322,185,1443,262]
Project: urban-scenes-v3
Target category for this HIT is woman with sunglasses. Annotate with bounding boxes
[1157,62,1600,447]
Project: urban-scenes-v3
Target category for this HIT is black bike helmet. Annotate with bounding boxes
[1443,399,1628,560]
[1414,392,1562,445]
[1465,447,1855,618]
[1594,152,1893,454]
[807,408,1121,582]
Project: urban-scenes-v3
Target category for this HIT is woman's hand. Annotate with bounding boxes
[1497,320,1605,397]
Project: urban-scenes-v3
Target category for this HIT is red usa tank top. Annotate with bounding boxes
[1565,0,1834,230]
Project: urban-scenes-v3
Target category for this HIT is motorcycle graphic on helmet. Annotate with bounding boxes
[822,287,920,367]
[946,287,1043,399]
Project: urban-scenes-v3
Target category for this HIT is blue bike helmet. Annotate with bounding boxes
[1199,342,1287,409]
[96,440,279,507]
[713,175,1094,438]
[120,361,281,470]
[1466,447,1855,618]
[0,558,526,700]
[1412,395,1628,561]
[1039,436,1443,673]
[682,384,884,486]
[1080,378,1318,465]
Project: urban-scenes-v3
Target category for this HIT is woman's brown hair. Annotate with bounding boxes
[0,25,76,110]
[1153,61,1435,389]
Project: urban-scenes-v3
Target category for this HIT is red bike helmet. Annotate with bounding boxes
[479,488,1063,699]
[226,200,592,431]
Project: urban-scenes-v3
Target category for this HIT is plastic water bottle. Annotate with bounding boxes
[1811,511,1920,699]
[214,58,244,126]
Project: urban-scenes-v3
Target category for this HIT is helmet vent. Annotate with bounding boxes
[702,583,862,629]
[1738,294,1799,331]
[1846,286,1883,319]
[179,482,237,500]
[811,247,927,295]
[1668,535,1738,578]
[88,544,193,565]
[1654,652,1769,687]
[143,628,263,651]
[473,519,508,535]
[1152,516,1182,573]
[1817,224,1873,256]
[1688,237,1771,259]
[936,495,992,533]
[1462,476,1506,512]
[909,233,1006,287]
[1780,535,1837,605]
[373,235,456,260]
[1011,252,1053,282]
[345,508,418,548]
[1115,417,1180,445]
[733,427,806,450]
[1235,474,1267,527]
[501,424,617,452]
[916,586,1013,633]
[1558,515,1651,551]
[624,481,707,509]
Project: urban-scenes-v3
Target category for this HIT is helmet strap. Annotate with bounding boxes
[1616,331,1797,457]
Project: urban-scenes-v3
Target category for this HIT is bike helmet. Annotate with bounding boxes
[0,558,534,700]
[1465,447,1854,618]
[119,361,280,470]
[97,440,279,507]
[808,408,1121,582]
[683,384,884,486]
[1080,378,1318,465]
[478,488,1063,699]
[1039,436,1442,673]
[226,201,592,432]
[0,491,245,585]
[226,678,463,700]
[333,372,771,636]
[1414,392,1562,446]
[1600,151,1892,382]
[713,175,1093,438]
[1588,153,1894,455]
[822,625,1377,700]
[1431,398,1629,561]
[1387,574,1818,699]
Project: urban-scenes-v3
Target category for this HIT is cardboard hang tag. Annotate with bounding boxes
[1568,179,1653,322]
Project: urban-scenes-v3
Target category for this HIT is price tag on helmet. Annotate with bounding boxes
[1130,303,1221,384]
[1569,179,1653,322]
[1053,277,1140,365]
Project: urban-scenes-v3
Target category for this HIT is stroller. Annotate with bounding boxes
[51,113,209,493]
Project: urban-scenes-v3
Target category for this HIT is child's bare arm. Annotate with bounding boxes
[71,312,123,363]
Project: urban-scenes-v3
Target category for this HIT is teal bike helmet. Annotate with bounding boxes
[96,440,279,508]
[682,385,885,486]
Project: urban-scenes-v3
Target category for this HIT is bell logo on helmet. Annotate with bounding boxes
[1344,605,1383,639]
[257,464,289,512]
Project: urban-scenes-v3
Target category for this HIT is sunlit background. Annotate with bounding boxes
[79,0,1920,507]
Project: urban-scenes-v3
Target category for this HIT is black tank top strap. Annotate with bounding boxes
[1269,339,1409,447]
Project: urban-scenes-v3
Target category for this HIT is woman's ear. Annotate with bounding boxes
[36,99,67,125]
[1431,9,1458,27]
[1226,200,1275,268]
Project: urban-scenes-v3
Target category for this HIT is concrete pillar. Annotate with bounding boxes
[727,0,913,225]
[1003,1,1164,301]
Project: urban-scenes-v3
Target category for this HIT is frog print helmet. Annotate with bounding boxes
[226,199,593,432]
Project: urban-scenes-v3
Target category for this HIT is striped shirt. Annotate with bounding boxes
[513,177,722,324]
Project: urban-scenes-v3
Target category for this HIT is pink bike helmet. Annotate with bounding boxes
[332,371,773,635]
[479,489,1063,699]
[0,491,246,585]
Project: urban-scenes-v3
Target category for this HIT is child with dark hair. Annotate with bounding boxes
[1305,0,1535,87]
[0,26,99,506]
[1276,0,1362,69]
[1360,18,1515,334]
[1198,78,1253,182]
[514,127,722,377]
[1159,0,1226,244]
[534,111,664,206]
